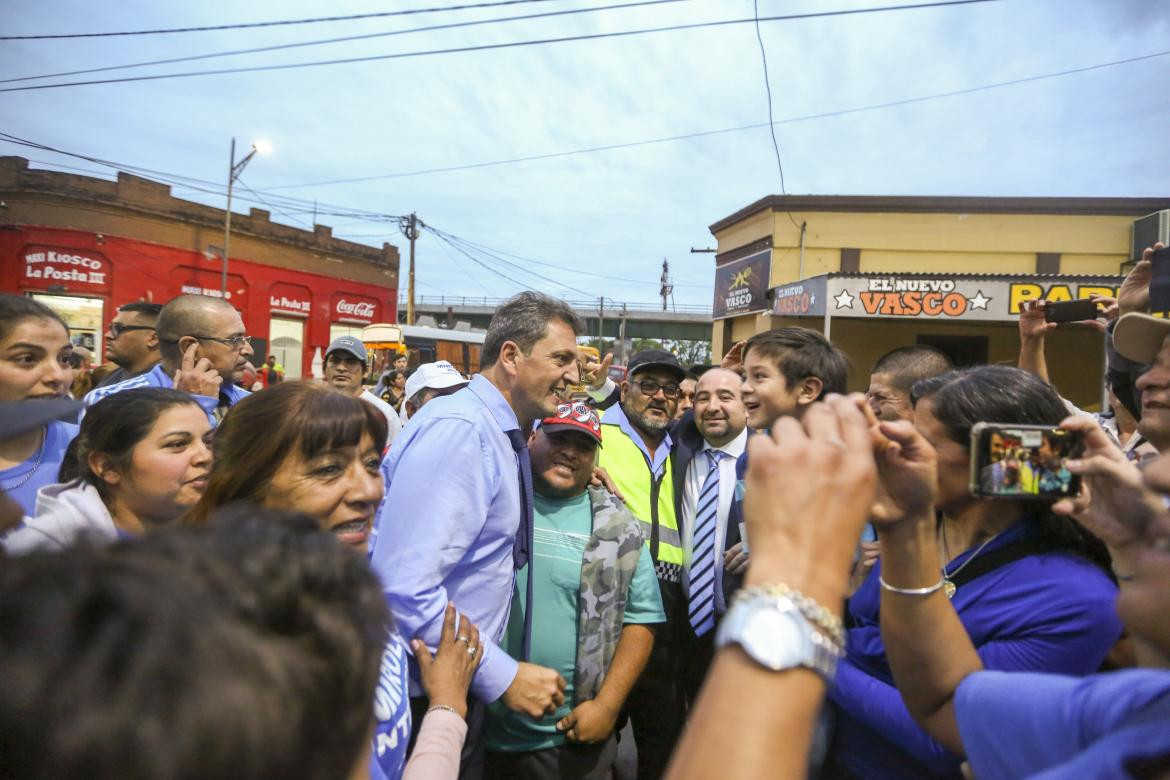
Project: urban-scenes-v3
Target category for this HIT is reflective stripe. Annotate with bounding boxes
[636,516,682,549]
[597,422,684,566]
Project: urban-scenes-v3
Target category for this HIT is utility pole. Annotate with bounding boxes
[399,213,420,325]
[597,296,605,346]
[659,258,674,312]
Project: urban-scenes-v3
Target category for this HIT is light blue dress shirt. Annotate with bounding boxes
[370,374,522,703]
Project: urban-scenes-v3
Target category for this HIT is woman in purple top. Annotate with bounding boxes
[0,294,77,516]
[825,366,1122,779]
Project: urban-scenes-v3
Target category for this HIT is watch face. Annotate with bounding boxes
[741,599,809,671]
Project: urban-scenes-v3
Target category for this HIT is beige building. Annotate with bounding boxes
[708,195,1170,408]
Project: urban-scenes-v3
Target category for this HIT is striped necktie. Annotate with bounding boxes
[688,449,725,637]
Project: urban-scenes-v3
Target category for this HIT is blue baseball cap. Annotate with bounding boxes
[326,335,368,361]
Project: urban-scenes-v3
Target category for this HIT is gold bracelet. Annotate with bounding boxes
[730,583,844,648]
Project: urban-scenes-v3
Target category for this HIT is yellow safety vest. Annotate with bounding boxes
[597,422,684,583]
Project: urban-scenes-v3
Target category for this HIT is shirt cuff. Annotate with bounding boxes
[191,393,219,414]
[469,640,519,703]
[587,378,617,402]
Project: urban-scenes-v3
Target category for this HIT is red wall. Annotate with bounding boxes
[1,225,397,377]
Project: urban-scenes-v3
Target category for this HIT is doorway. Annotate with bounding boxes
[29,293,105,364]
[269,317,305,379]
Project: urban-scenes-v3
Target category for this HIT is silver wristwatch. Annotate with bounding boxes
[715,591,842,681]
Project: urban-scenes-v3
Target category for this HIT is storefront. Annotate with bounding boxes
[766,271,1125,408]
[2,226,395,379]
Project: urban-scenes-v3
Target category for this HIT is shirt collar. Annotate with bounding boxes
[701,426,748,459]
[467,374,521,434]
[604,402,673,472]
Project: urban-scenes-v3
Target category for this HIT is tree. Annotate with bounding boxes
[662,338,712,369]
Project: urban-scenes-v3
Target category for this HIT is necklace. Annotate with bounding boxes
[1,429,46,491]
[940,525,1000,599]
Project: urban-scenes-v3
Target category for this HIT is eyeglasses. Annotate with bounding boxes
[635,379,681,399]
[192,334,253,352]
[107,323,155,339]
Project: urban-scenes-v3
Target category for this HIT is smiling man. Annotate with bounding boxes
[371,291,583,778]
[673,368,749,708]
[486,401,664,779]
[594,348,687,779]
[323,335,401,449]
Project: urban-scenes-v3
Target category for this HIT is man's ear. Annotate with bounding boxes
[176,335,198,355]
[145,331,160,351]
[499,340,521,377]
[619,381,630,404]
[88,451,121,488]
[796,376,825,406]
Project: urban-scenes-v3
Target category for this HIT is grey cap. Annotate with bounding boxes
[325,335,367,361]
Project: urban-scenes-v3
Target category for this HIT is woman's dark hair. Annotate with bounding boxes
[912,365,1112,573]
[122,507,391,779]
[0,293,69,341]
[76,388,203,502]
[185,381,387,525]
[0,511,388,780]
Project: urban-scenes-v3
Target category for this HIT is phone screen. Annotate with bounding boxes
[1150,247,1170,314]
[969,424,1083,500]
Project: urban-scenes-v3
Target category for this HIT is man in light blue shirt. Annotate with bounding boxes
[85,294,251,423]
[370,292,584,779]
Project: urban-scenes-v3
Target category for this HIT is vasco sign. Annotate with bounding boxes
[825,276,1121,322]
[713,250,771,320]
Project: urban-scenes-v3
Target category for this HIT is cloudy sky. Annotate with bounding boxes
[1,0,1167,309]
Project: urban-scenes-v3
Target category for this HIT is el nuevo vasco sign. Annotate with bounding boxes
[770,274,1122,322]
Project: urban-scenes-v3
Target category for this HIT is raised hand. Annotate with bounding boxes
[172,342,222,398]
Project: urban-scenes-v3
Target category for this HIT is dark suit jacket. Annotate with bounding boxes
[669,410,744,612]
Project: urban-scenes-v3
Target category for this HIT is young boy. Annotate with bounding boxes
[739,327,849,430]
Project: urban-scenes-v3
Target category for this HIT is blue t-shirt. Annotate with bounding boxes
[485,491,666,752]
[369,632,413,780]
[0,420,77,516]
[956,668,1170,778]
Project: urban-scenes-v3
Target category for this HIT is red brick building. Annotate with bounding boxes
[0,157,399,378]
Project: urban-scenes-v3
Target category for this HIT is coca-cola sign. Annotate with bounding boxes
[334,297,377,322]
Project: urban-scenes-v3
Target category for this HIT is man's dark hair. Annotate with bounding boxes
[481,292,583,368]
[742,327,849,397]
[117,301,163,318]
[871,345,952,394]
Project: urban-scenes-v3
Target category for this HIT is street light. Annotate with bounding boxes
[221,137,271,295]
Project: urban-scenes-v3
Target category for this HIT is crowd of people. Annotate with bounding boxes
[1,241,1168,780]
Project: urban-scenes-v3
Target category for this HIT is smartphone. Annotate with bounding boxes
[1043,298,1100,323]
[969,423,1084,501]
[1150,247,1170,314]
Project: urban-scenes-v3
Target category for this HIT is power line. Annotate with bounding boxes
[430,227,597,296]
[0,0,567,40]
[446,231,712,287]
[753,0,802,231]
[0,130,407,221]
[0,0,1004,93]
[259,48,1170,190]
[1,0,693,86]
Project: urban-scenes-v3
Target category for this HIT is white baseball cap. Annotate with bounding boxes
[404,361,469,401]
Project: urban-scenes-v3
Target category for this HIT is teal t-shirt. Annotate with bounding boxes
[485,491,666,752]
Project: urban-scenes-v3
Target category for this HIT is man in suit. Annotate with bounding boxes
[670,367,750,707]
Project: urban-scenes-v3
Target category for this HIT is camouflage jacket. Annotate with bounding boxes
[574,485,647,703]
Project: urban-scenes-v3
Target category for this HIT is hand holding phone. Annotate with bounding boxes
[1043,298,1101,324]
[1148,246,1170,314]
